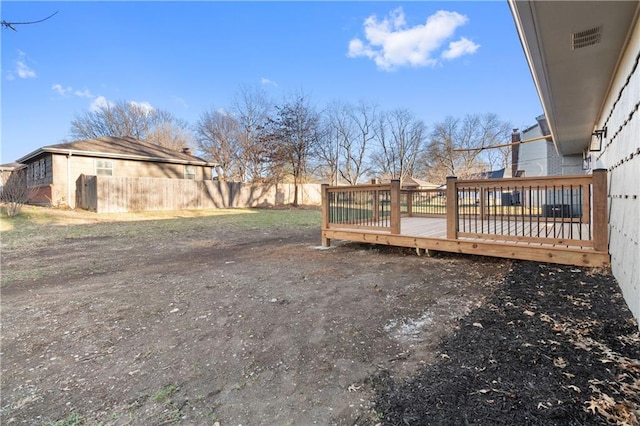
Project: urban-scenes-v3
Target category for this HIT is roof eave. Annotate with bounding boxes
[18,147,217,167]
[507,0,559,151]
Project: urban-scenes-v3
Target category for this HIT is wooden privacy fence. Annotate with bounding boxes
[76,175,322,213]
[322,169,608,252]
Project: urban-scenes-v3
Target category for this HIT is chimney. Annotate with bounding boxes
[182,147,192,156]
[511,129,521,178]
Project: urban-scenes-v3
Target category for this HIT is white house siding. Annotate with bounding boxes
[520,124,585,177]
[561,154,584,176]
[594,18,640,323]
[520,125,549,177]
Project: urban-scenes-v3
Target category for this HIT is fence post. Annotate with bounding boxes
[321,184,330,247]
[446,176,458,239]
[390,179,401,234]
[592,169,608,252]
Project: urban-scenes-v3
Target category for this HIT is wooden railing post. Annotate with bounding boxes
[370,179,380,223]
[368,179,379,223]
[406,190,413,217]
[390,179,401,234]
[582,182,591,224]
[592,169,608,252]
[321,184,330,247]
[446,176,458,239]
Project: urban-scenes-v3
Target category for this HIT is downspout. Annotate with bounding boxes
[67,151,72,208]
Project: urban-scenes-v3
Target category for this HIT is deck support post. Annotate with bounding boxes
[446,176,458,239]
[390,179,401,234]
[592,169,608,252]
[321,183,330,247]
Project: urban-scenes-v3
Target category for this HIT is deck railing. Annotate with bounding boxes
[401,188,447,217]
[321,182,400,233]
[321,169,608,252]
[449,172,607,249]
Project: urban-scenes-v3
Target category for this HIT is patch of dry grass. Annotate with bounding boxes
[0,204,320,252]
[0,204,256,232]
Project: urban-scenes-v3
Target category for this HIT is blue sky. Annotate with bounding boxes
[1,1,543,163]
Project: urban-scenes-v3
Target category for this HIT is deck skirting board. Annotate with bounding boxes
[322,228,610,267]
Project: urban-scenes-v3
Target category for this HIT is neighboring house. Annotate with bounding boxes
[469,168,506,180]
[402,177,440,190]
[513,115,584,177]
[15,136,217,208]
[509,1,640,322]
[0,163,25,190]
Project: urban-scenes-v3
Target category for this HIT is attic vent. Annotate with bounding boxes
[571,26,602,50]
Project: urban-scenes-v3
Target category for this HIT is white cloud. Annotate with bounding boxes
[442,37,480,60]
[347,8,479,71]
[89,97,155,114]
[129,101,154,115]
[7,50,36,80]
[89,96,114,112]
[261,77,278,87]
[52,83,72,96]
[74,89,93,98]
[16,60,36,79]
[52,84,94,98]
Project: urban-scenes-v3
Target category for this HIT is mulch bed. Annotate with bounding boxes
[371,261,640,425]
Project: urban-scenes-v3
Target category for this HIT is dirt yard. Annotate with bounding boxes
[1,207,637,425]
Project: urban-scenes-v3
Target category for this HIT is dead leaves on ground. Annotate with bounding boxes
[586,392,639,426]
[527,307,640,425]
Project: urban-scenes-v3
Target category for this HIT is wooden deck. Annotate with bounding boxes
[321,172,611,267]
[323,217,609,266]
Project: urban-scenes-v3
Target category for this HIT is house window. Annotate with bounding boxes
[184,165,196,180]
[96,160,113,176]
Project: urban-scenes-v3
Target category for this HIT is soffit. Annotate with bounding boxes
[510,1,639,155]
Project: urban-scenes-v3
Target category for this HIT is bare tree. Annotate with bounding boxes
[70,100,191,150]
[423,113,512,183]
[231,85,273,182]
[315,109,341,184]
[317,100,352,185]
[1,169,29,217]
[341,100,377,184]
[317,100,377,185]
[146,118,194,152]
[268,93,320,206]
[371,109,426,183]
[194,109,240,181]
[478,113,513,171]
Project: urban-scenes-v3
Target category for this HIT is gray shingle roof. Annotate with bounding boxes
[17,136,215,166]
